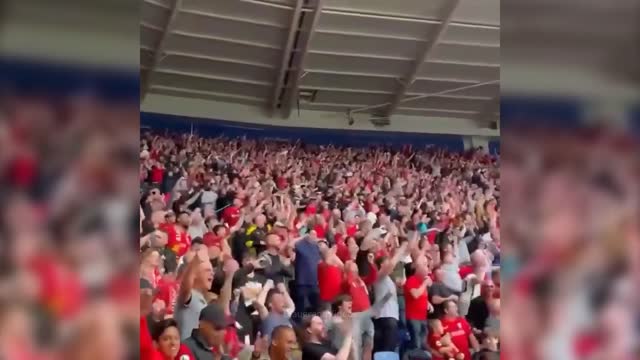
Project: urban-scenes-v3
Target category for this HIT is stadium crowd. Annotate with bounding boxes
[139,132,501,360]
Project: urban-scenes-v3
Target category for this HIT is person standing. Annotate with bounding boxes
[342,260,374,360]
[175,251,238,341]
[317,242,344,308]
[167,211,193,257]
[466,283,494,334]
[428,267,459,319]
[403,255,432,351]
[294,230,322,315]
[253,281,295,341]
[371,240,408,354]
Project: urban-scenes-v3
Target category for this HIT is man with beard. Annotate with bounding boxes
[300,315,353,360]
[168,211,193,257]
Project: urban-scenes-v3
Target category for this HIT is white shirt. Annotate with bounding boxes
[201,190,217,205]
[373,276,399,320]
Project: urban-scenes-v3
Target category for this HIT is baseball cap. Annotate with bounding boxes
[199,304,229,328]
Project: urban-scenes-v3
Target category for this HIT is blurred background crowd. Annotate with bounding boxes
[0,94,140,360]
[500,129,639,360]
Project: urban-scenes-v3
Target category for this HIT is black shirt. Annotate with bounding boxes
[466,296,490,331]
[263,253,294,284]
[157,247,178,274]
[232,269,268,343]
[302,341,337,360]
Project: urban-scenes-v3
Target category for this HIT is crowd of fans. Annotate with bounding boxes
[139,132,501,360]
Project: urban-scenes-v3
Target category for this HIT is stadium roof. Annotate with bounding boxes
[140,0,500,126]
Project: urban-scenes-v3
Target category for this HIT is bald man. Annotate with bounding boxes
[240,326,298,360]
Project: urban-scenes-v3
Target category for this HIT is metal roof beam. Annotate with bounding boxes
[151,69,272,86]
[383,0,462,118]
[151,85,266,103]
[349,79,498,114]
[159,51,277,69]
[141,0,182,100]
[270,0,304,115]
[305,69,491,82]
[281,0,326,118]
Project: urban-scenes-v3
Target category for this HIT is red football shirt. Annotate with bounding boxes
[426,230,438,245]
[318,262,343,302]
[404,275,428,321]
[313,224,327,239]
[306,204,317,215]
[173,344,195,360]
[224,319,243,358]
[427,333,459,360]
[30,255,85,320]
[10,154,37,188]
[155,277,179,316]
[441,316,472,360]
[140,316,164,360]
[203,231,224,249]
[150,167,164,183]
[343,273,370,313]
[362,263,378,287]
[222,206,241,227]
[276,176,288,190]
[335,237,351,263]
[166,226,191,257]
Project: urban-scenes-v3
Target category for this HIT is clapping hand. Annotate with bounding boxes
[336,316,353,336]
[264,279,275,291]
[223,258,240,275]
[253,332,269,355]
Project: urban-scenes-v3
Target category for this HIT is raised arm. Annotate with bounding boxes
[218,258,240,316]
[377,240,410,280]
[276,283,296,315]
[177,249,206,304]
[252,280,275,320]
[329,320,354,360]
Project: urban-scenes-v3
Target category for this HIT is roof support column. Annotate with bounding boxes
[382,0,461,119]
[141,0,183,100]
[281,0,325,118]
[269,0,304,116]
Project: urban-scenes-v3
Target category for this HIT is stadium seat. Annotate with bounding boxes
[374,351,400,360]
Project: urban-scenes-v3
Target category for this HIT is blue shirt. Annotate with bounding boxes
[294,238,321,286]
